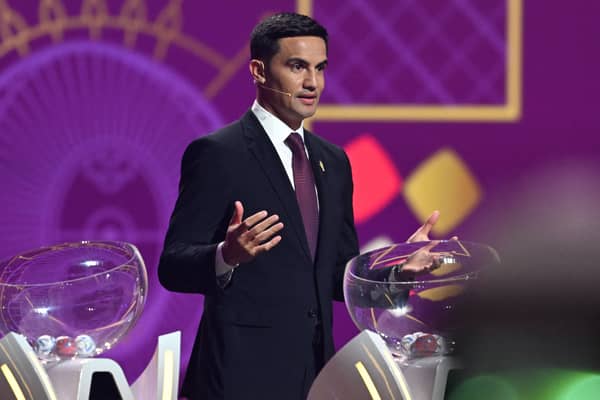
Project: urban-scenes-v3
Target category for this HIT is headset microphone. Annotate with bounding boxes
[253,60,292,97]
[256,83,293,97]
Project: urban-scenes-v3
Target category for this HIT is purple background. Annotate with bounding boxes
[0,0,599,385]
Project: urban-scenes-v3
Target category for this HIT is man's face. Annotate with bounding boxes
[259,36,327,130]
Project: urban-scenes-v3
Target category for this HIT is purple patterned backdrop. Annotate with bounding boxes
[319,0,506,104]
[0,0,599,385]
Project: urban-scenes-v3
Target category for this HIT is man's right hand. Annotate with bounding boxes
[401,240,441,274]
[222,201,284,266]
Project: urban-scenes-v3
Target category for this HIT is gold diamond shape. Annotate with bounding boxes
[404,148,481,235]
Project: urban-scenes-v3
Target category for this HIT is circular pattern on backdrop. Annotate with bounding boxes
[0,40,223,380]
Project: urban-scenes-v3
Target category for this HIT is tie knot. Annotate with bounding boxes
[285,132,305,154]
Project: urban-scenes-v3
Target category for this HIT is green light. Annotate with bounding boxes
[559,375,600,400]
[447,375,519,400]
[445,369,600,400]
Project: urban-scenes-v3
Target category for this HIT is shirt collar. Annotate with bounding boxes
[251,100,305,144]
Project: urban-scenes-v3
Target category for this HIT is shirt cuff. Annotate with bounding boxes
[215,242,237,288]
[215,242,238,276]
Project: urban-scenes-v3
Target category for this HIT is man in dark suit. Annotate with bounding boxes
[159,12,441,400]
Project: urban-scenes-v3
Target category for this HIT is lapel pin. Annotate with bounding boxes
[319,160,325,173]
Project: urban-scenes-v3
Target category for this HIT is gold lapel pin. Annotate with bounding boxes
[319,160,325,173]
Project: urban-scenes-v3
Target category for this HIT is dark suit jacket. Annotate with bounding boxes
[158,110,359,399]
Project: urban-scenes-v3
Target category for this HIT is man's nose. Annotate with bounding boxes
[303,69,317,90]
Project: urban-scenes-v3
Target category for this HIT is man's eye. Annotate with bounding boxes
[292,63,304,71]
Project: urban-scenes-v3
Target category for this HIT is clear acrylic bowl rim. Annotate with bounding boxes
[0,240,144,288]
[344,240,499,286]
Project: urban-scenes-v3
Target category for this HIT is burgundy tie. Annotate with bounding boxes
[286,132,319,260]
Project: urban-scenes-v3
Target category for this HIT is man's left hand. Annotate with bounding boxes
[406,210,458,243]
[400,210,457,275]
[406,210,439,243]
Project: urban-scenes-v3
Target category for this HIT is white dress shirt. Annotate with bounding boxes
[215,101,311,278]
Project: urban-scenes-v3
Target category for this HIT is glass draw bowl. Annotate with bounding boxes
[343,240,499,359]
[0,241,148,362]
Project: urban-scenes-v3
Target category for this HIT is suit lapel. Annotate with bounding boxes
[241,111,312,263]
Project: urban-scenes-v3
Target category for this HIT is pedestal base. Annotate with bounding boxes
[308,330,461,400]
[397,355,461,400]
[45,358,134,400]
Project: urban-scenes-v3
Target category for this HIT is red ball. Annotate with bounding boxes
[55,336,77,357]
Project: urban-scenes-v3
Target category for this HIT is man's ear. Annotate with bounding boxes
[249,59,266,84]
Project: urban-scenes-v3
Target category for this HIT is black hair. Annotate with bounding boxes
[250,12,328,63]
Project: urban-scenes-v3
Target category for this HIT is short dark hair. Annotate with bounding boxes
[250,12,328,64]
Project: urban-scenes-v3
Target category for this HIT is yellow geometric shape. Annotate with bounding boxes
[417,284,465,301]
[403,148,482,236]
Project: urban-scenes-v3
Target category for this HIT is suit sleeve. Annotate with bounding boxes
[332,151,360,301]
[158,138,232,295]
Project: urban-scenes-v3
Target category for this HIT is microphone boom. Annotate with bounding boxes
[258,84,292,97]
